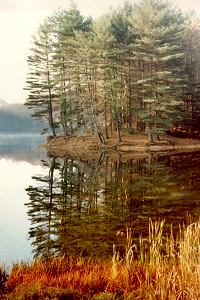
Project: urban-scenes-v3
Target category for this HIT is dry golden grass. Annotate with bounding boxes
[1,220,200,299]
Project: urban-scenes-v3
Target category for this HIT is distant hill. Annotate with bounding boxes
[0,99,8,106]
[0,101,44,133]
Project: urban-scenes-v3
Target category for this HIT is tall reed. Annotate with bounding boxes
[2,219,200,299]
[111,219,200,299]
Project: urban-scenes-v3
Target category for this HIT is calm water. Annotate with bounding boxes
[1,135,200,264]
[0,133,46,265]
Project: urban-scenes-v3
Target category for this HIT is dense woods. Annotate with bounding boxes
[25,0,200,143]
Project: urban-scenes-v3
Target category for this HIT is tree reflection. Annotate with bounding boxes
[26,152,200,259]
[25,158,60,258]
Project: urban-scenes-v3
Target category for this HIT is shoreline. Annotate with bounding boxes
[43,134,200,159]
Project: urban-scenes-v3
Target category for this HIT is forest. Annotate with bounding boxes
[25,0,200,144]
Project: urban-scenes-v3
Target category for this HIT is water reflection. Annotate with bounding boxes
[0,133,46,163]
[26,152,200,259]
[0,134,46,265]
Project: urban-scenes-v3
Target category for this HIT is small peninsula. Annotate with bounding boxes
[44,133,200,160]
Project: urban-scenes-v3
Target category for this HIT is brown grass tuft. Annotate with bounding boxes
[2,220,200,299]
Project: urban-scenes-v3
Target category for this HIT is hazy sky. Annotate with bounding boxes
[0,0,200,104]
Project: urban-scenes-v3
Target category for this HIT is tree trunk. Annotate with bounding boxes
[104,101,109,139]
[117,127,122,142]
[148,132,153,143]
[98,131,106,145]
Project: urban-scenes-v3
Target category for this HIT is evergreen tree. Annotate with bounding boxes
[94,13,129,142]
[92,15,114,140]
[25,1,200,141]
[25,19,58,136]
[109,2,137,131]
[129,0,185,141]
[75,21,109,143]
[183,15,200,133]
[50,5,93,136]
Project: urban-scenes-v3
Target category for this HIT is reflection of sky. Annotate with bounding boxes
[0,158,46,266]
[0,133,46,164]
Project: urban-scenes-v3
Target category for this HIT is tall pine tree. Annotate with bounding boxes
[25,19,58,136]
[129,0,185,142]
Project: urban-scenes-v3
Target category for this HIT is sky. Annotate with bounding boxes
[0,0,200,104]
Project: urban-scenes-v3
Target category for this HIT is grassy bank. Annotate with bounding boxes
[1,220,200,299]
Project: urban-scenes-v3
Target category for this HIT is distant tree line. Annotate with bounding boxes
[25,0,200,143]
[0,105,43,132]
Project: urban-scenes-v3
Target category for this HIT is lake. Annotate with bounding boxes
[0,133,46,265]
[1,134,200,264]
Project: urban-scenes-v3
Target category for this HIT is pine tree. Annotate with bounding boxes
[129,0,185,142]
[183,14,200,134]
[94,13,129,142]
[74,32,101,138]
[50,6,93,136]
[25,19,58,136]
[109,2,137,131]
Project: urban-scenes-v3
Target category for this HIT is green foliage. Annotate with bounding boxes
[129,0,185,140]
[25,19,57,136]
[25,1,200,141]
